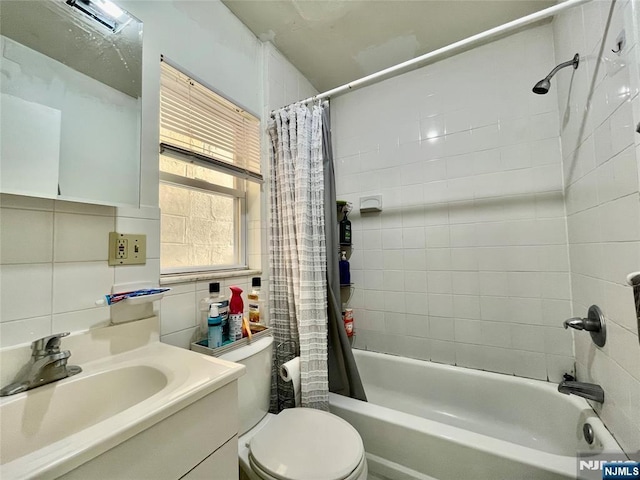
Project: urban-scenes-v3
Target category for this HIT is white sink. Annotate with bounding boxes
[0,317,245,479]
[1,365,167,464]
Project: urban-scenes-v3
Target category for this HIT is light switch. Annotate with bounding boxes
[109,232,146,265]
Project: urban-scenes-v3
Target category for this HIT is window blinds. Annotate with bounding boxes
[159,58,262,182]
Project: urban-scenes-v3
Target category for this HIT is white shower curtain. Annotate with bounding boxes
[268,104,329,410]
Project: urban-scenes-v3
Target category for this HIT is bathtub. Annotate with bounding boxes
[329,350,622,480]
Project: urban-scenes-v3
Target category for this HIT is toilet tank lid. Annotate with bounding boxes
[219,335,273,363]
[250,408,364,480]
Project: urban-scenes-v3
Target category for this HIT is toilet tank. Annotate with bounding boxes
[219,335,273,435]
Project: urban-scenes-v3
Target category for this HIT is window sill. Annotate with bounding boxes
[160,269,262,286]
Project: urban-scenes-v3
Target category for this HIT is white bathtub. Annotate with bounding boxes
[329,349,622,480]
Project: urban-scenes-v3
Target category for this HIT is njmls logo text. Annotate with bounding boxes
[580,461,639,470]
[579,460,640,480]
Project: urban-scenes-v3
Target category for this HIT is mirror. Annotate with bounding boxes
[0,0,142,207]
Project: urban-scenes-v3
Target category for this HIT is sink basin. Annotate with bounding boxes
[1,365,168,464]
[0,317,245,479]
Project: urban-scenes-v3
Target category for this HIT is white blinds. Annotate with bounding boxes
[160,59,262,181]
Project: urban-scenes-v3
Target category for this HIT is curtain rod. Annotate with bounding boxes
[290,0,590,106]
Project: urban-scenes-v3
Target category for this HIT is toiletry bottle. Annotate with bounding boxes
[199,282,229,341]
[248,277,261,324]
[207,303,223,349]
[199,282,219,339]
[339,210,351,245]
[229,286,244,342]
[343,308,354,337]
[339,251,351,285]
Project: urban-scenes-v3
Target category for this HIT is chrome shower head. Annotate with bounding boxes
[532,78,551,94]
[532,53,579,95]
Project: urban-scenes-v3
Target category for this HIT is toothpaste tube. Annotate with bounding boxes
[96,288,170,306]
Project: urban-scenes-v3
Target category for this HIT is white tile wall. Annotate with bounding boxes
[159,274,260,349]
[0,194,160,348]
[553,0,640,456]
[334,24,574,383]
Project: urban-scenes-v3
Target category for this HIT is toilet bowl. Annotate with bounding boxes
[239,409,367,480]
[220,335,367,480]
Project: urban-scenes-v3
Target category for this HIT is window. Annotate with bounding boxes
[159,58,261,274]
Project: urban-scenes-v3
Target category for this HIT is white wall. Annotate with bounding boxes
[333,24,575,383]
[553,0,640,456]
[0,0,266,349]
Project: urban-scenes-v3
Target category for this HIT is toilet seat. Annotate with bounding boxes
[248,408,365,480]
[249,451,367,480]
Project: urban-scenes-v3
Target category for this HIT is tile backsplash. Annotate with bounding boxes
[553,0,640,455]
[333,1,639,456]
[0,194,160,347]
[159,274,257,349]
[333,24,575,383]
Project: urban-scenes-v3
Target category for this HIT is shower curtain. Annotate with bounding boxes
[322,105,367,402]
[268,104,329,410]
[268,102,366,412]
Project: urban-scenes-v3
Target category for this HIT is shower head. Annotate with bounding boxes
[532,78,552,95]
[532,53,579,94]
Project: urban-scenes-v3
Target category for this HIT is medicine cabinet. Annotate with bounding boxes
[0,0,142,207]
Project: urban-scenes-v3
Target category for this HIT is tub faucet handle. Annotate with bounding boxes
[563,318,585,330]
[562,305,606,348]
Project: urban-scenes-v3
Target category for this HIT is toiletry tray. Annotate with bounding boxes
[191,326,272,358]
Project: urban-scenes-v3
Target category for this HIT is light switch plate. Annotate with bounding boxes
[108,232,147,266]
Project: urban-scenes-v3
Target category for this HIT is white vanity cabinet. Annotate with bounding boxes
[60,381,239,480]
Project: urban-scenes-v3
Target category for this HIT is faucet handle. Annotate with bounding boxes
[563,317,585,330]
[31,332,70,356]
[562,305,607,348]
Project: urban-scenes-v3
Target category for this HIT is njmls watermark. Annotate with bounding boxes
[578,453,640,480]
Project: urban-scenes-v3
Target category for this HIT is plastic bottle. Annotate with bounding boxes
[199,282,219,338]
[248,277,261,324]
[199,283,229,341]
[207,304,223,349]
[229,286,244,342]
[339,251,351,285]
[343,308,354,337]
[339,210,351,245]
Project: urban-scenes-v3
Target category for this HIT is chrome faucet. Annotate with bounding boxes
[558,380,605,403]
[0,333,82,396]
[563,317,599,331]
[562,305,607,347]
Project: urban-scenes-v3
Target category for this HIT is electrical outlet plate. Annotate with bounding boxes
[108,232,147,266]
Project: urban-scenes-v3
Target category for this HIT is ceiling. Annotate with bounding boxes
[222,0,556,93]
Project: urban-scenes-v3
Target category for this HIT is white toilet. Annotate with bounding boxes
[220,335,368,480]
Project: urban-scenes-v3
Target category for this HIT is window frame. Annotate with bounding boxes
[158,57,261,275]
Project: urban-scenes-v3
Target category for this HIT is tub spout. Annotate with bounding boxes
[558,381,604,403]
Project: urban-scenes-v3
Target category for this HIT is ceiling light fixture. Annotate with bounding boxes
[64,0,132,33]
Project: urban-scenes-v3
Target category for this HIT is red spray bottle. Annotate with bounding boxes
[229,286,244,342]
